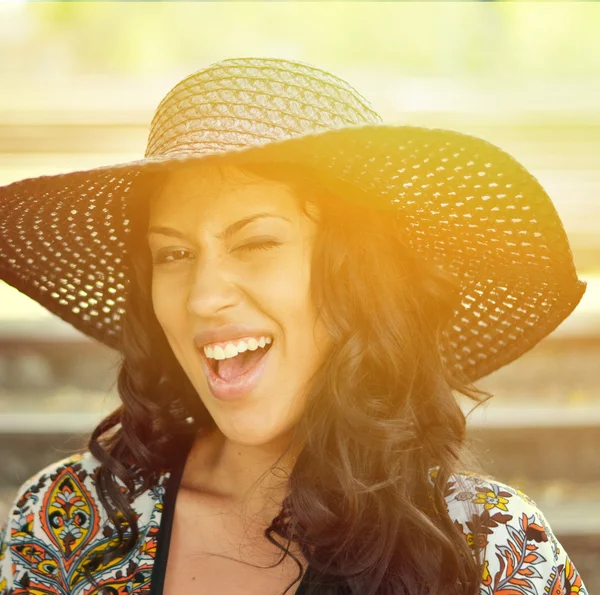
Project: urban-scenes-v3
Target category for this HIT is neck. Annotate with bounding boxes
[180,426,301,524]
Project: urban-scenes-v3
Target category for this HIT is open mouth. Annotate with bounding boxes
[204,341,274,383]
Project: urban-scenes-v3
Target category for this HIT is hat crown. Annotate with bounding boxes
[145,57,382,158]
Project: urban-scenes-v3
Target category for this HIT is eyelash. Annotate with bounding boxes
[153,240,281,265]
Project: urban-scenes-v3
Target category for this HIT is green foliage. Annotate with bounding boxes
[20,2,600,77]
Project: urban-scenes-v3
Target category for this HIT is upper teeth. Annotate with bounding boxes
[203,336,272,360]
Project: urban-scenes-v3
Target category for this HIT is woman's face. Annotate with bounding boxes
[147,162,331,446]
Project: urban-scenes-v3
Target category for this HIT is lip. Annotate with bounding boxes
[198,343,273,401]
[194,324,273,350]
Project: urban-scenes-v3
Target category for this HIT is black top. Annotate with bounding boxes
[148,437,191,595]
[149,435,309,594]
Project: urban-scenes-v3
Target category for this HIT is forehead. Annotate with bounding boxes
[149,161,300,224]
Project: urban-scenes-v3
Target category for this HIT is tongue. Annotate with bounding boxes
[216,348,268,383]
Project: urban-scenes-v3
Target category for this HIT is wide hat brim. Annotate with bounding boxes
[0,122,586,383]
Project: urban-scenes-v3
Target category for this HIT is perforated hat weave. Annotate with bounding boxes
[0,57,586,382]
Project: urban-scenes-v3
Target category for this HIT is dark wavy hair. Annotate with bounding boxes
[81,157,492,594]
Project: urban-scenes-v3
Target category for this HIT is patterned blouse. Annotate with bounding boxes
[0,444,588,595]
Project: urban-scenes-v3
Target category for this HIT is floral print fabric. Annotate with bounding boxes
[0,452,589,594]
[436,468,588,595]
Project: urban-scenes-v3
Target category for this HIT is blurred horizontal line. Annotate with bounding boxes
[540,504,600,536]
[463,406,600,428]
[0,412,109,434]
[1,408,600,434]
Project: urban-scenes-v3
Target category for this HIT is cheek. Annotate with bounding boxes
[266,264,319,355]
[261,252,313,317]
[151,276,184,333]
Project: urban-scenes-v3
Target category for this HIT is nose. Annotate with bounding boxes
[186,255,239,317]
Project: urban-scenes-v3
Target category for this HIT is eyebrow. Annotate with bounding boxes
[147,213,291,242]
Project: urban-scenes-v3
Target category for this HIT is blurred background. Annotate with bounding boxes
[1,1,599,589]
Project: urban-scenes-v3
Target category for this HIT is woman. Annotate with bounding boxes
[0,57,589,595]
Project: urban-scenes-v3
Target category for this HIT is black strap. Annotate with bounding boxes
[149,435,195,595]
[295,568,310,594]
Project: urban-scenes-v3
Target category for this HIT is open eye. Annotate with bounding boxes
[153,249,192,265]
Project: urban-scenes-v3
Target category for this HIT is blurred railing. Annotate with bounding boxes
[1,276,599,531]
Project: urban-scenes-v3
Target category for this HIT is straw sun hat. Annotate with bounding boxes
[0,57,586,383]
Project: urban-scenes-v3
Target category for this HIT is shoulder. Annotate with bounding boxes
[1,451,104,545]
[432,467,542,530]
[0,451,169,594]
[3,450,170,509]
[1,450,170,530]
[8,450,102,504]
[428,468,589,595]
[2,450,122,532]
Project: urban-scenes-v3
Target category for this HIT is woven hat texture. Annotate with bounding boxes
[0,57,586,382]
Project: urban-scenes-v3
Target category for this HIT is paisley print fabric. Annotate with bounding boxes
[0,452,589,594]
[0,454,167,595]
